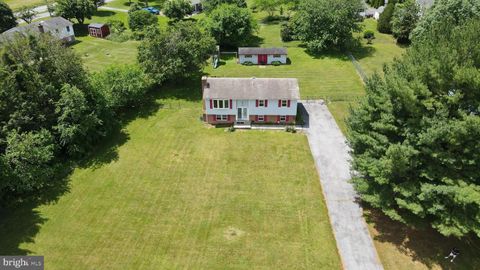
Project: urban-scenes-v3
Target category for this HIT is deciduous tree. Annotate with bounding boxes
[202,0,246,12]
[18,6,37,24]
[163,0,193,20]
[254,0,279,17]
[292,0,363,53]
[138,21,216,82]
[90,65,152,112]
[202,4,256,47]
[128,9,158,31]
[55,0,97,24]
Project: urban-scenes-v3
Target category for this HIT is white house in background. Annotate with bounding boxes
[191,0,202,12]
[202,77,299,126]
[0,17,75,43]
[238,47,288,65]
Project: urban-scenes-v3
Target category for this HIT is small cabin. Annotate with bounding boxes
[88,23,110,38]
[238,47,288,65]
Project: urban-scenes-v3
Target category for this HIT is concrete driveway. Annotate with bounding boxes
[301,100,383,270]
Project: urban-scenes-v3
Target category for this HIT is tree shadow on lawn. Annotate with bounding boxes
[94,10,117,17]
[364,208,480,270]
[350,44,376,61]
[302,46,352,62]
[73,24,89,37]
[0,82,177,255]
[0,166,71,255]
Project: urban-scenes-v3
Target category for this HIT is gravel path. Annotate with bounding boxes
[301,100,383,270]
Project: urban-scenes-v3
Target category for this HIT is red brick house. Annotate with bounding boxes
[202,76,300,125]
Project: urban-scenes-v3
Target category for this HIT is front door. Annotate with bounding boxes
[258,54,267,65]
[237,107,248,120]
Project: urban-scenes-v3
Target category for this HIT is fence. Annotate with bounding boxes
[347,52,367,83]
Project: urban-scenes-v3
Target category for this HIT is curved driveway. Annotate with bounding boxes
[301,100,383,270]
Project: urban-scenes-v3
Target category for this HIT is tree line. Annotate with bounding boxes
[347,0,480,238]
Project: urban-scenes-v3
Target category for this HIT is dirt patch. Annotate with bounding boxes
[224,227,245,241]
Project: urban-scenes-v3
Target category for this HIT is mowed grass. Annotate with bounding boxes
[352,19,406,76]
[4,0,45,10]
[205,22,365,129]
[0,85,342,269]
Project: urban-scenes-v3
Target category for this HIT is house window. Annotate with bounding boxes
[273,54,281,58]
[216,115,228,121]
[213,99,229,109]
[66,26,70,32]
[280,115,286,121]
[258,115,265,121]
[244,55,252,58]
[280,100,288,107]
[258,100,265,107]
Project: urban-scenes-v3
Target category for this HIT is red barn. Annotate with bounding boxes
[88,23,110,38]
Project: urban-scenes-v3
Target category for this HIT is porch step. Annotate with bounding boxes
[234,124,252,129]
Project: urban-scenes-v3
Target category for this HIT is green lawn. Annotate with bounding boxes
[0,84,341,269]
[352,19,406,76]
[205,22,365,129]
[105,0,166,10]
[4,0,45,10]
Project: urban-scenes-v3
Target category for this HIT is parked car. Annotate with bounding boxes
[142,7,160,15]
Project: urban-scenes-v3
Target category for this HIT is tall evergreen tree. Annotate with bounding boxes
[347,16,480,237]
[0,1,17,33]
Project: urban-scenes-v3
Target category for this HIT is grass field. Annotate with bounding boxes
[0,84,342,269]
[4,0,45,10]
[352,19,406,76]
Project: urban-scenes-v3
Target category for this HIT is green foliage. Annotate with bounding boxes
[254,0,279,17]
[285,126,296,133]
[138,21,216,83]
[410,0,480,43]
[90,65,152,113]
[106,19,131,42]
[363,30,375,39]
[271,60,281,66]
[202,0,246,12]
[55,0,97,24]
[18,6,37,24]
[128,10,158,32]
[242,61,253,66]
[347,17,480,237]
[128,1,142,12]
[280,22,294,42]
[368,0,384,9]
[391,0,420,43]
[163,0,193,20]
[202,4,257,47]
[377,0,395,33]
[107,19,127,33]
[292,0,363,53]
[0,35,105,199]
[3,129,57,193]
[54,84,103,156]
[0,1,17,33]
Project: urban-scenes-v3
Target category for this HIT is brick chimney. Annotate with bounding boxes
[37,22,45,33]
[201,76,209,94]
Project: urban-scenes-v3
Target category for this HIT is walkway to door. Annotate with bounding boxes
[301,100,383,270]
